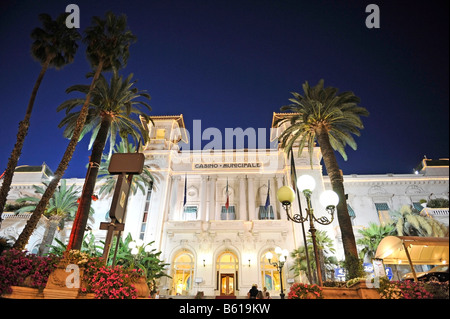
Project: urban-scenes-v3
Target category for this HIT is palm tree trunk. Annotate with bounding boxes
[0,57,52,221]
[67,115,112,250]
[38,215,62,256]
[315,126,359,278]
[13,60,104,251]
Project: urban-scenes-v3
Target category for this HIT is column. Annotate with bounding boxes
[200,175,207,221]
[239,175,247,221]
[169,175,180,221]
[247,176,256,220]
[269,176,278,220]
[209,175,217,221]
[175,175,185,221]
[275,175,284,219]
[215,178,221,220]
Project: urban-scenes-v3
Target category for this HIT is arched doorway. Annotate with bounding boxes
[216,251,239,296]
[172,250,195,295]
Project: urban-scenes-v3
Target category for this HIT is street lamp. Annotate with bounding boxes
[266,247,289,299]
[277,175,339,286]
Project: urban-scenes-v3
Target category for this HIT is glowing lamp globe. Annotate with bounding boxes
[277,186,295,205]
[297,175,316,192]
[319,190,339,208]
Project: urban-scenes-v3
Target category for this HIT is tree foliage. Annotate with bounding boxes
[390,205,448,237]
[357,222,395,261]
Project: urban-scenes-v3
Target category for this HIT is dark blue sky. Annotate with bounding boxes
[0,0,448,178]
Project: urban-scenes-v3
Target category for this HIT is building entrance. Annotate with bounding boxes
[220,274,235,295]
[216,251,238,296]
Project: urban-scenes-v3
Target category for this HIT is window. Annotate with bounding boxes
[139,184,153,240]
[258,206,274,220]
[221,206,236,220]
[412,202,424,212]
[183,206,198,221]
[155,128,166,139]
[347,204,356,225]
[375,202,390,224]
[260,250,283,292]
[172,251,195,295]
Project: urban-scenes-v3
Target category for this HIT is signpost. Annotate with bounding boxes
[100,152,145,263]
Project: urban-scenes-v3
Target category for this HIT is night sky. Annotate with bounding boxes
[0,0,448,179]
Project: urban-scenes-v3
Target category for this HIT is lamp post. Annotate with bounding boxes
[266,247,289,299]
[276,176,339,286]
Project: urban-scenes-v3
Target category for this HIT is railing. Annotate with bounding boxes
[420,207,449,217]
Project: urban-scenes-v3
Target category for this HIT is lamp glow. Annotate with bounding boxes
[297,175,316,192]
[319,190,339,208]
[266,251,273,261]
[277,186,295,205]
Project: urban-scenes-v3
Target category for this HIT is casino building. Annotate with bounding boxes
[1,113,448,297]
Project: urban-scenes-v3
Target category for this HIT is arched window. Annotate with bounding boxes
[172,250,195,295]
[260,249,282,292]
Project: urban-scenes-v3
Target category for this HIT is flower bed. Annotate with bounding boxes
[0,249,59,295]
[1,249,149,299]
[86,265,142,299]
[288,283,324,299]
[377,277,449,299]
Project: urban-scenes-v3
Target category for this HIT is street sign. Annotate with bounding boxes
[109,174,130,223]
[363,263,374,273]
[385,267,393,280]
[335,268,346,278]
[108,153,145,174]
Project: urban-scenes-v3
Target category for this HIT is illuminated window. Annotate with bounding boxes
[260,249,282,292]
[155,129,166,139]
[375,203,390,224]
[172,251,195,295]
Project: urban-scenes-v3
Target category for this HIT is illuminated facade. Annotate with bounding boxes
[1,114,448,297]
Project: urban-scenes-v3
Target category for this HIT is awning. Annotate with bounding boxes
[375,236,449,265]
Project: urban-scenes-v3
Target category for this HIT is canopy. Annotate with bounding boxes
[375,236,449,265]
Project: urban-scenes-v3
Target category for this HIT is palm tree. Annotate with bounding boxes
[59,72,151,250]
[0,13,80,222]
[277,79,369,279]
[290,230,338,283]
[357,222,395,262]
[390,205,448,237]
[13,12,136,250]
[15,180,93,255]
[96,140,160,196]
